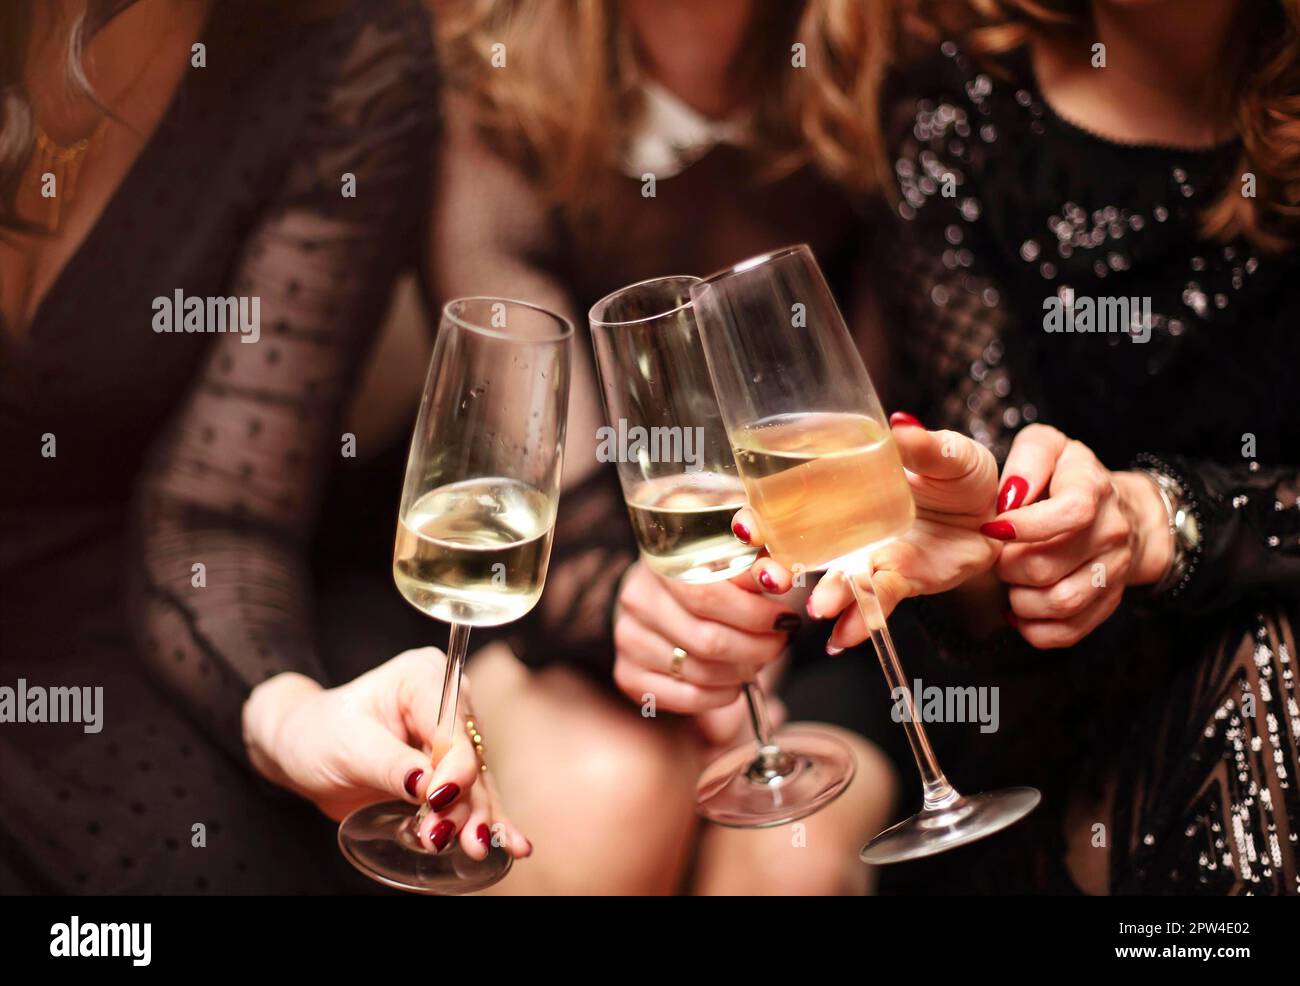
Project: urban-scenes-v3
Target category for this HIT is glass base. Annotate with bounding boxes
[696,726,856,828]
[859,787,1041,865]
[338,800,512,894]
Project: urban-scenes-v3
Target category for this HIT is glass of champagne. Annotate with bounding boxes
[690,246,1040,863]
[338,297,572,893]
[590,275,856,827]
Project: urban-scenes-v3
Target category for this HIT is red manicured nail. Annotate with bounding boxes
[980,519,1017,541]
[826,642,844,656]
[476,823,491,847]
[998,475,1029,512]
[757,569,779,592]
[430,819,456,852]
[889,411,923,428]
[427,782,460,811]
[732,521,751,544]
[403,768,424,799]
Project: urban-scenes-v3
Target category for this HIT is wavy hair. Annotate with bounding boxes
[923,0,1300,252]
[438,0,898,216]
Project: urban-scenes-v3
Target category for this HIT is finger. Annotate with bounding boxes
[1007,548,1130,621]
[892,420,985,483]
[985,440,1109,543]
[662,574,799,633]
[1009,585,1123,650]
[614,613,749,686]
[731,506,762,549]
[417,798,471,853]
[476,767,532,858]
[996,532,1094,587]
[747,553,793,595]
[995,423,1069,513]
[620,580,789,669]
[613,658,741,715]
[337,717,436,808]
[825,567,910,652]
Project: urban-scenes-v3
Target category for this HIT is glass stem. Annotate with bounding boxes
[743,681,775,752]
[416,620,471,828]
[843,568,959,811]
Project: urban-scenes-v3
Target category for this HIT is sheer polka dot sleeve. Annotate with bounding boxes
[129,1,438,762]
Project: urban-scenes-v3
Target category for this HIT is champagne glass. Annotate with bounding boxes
[590,275,855,827]
[338,297,572,892]
[690,246,1040,863]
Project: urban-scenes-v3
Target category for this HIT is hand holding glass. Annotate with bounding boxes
[690,246,1039,863]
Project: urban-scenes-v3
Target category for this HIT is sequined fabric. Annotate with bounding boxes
[879,42,1300,894]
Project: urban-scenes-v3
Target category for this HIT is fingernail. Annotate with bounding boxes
[998,475,1029,512]
[774,613,801,632]
[757,569,779,592]
[889,411,923,428]
[430,819,456,852]
[806,596,819,619]
[476,823,491,847]
[732,521,751,544]
[403,768,424,799]
[980,519,1016,541]
[524,838,534,856]
[427,782,460,811]
[826,642,844,656]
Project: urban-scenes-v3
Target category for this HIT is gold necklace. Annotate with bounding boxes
[31,119,109,232]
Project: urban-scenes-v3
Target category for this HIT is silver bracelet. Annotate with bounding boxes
[1137,467,1201,597]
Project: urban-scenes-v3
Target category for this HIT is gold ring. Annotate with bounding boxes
[670,646,688,679]
[465,717,487,772]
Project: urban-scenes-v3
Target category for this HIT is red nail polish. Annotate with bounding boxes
[998,475,1029,512]
[431,819,456,852]
[889,411,923,428]
[732,521,751,544]
[980,519,1017,541]
[476,823,491,847]
[427,782,460,811]
[826,642,844,656]
[757,569,779,592]
[403,768,424,799]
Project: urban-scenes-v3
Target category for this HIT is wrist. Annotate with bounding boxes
[1115,471,1173,586]
[242,672,322,785]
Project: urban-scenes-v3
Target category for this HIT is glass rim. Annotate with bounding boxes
[441,296,574,343]
[588,275,702,329]
[694,243,811,290]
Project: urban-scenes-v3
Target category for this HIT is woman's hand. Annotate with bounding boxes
[981,424,1172,648]
[611,560,800,719]
[242,648,530,860]
[737,413,1003,650]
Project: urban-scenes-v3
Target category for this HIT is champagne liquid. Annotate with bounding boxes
[733,412,914,572]
[626,473,757,584]
[394,477,553,627]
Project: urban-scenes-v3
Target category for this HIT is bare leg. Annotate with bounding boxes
[466,643,700,895]
[689,724,898,895]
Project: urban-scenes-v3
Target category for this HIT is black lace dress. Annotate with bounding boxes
[875,42,1300,894]
[0,0,437,893]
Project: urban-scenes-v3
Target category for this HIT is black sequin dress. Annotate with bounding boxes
[878,42,1300,894]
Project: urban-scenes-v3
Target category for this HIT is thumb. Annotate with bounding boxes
[336,717,432,808]
[994,423,1068,513]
